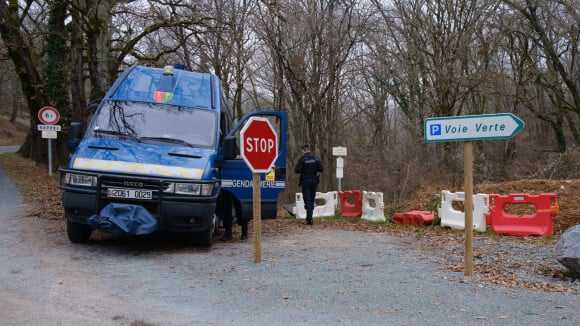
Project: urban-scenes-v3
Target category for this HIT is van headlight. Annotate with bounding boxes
[163,182,215,196]
[64,172,97,187]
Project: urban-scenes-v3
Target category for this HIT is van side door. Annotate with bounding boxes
[220,111,287,219]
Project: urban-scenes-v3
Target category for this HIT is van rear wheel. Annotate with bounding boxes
[67,219,92,243]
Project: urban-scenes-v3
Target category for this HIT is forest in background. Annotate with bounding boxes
[1,0,579,204]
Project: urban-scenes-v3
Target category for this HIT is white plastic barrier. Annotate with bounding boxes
[361,191,386,222]
[438,190,489,232]
[295,191,338,219]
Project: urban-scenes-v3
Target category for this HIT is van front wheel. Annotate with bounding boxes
[196,228,213,248]
[196,214,217,248]
[67,219,92,243]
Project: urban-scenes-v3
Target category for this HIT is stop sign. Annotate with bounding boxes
[240,117,278,173]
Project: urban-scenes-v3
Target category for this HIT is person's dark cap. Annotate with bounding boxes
[301,144,310,150]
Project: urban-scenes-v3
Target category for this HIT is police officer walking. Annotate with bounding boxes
[295,144,323,225]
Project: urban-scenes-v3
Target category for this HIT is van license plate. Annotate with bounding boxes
[107,188,152,200]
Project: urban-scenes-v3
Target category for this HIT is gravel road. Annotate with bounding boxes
[0,165,578,326]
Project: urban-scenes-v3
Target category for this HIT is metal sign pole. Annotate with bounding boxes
[48,139,52,176]
[336,156,344,192]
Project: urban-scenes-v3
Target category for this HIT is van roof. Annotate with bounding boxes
[108,66,216,109]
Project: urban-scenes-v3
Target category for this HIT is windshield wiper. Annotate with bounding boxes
[94,129,141,142]
[139,136,193,147]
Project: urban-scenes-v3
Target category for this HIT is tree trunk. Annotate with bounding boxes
[10,77,18,123]
[0,0,49,161]
[552,114,567,153]
[70,10,87,124]
[566,112,580,146]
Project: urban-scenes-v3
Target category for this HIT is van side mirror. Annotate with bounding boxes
[67,122,83,149]
[222,136,238,160]
[87,99,101,111]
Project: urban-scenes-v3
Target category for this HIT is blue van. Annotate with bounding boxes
[57,65,287,247]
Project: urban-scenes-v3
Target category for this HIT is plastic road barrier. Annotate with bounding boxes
[295,191,338,219]
[438,190,489,232]
[339,190,363,217]
[487,193,558,236]
[361,191,386,222]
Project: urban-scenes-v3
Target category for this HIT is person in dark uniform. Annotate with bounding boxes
[294,144,323,225]
[219,134,248,241]
[219,192,248,241]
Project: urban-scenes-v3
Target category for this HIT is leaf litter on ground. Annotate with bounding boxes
[0,152,578,294]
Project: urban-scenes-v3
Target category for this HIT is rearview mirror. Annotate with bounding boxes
[222,136,238,160]
[86,99,101,112]
[66,122,83,149]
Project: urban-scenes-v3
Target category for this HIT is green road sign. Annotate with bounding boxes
[424,113,524,142]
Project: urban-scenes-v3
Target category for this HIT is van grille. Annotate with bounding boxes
[100,176,161,191]
[98,176,161,215]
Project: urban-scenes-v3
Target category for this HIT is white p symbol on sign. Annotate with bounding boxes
[430,124,441,136]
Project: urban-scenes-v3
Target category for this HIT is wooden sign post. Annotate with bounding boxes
[252,174,262,263]
[240,117,279,264]
[464,141,474,276]
[425,114,524,276]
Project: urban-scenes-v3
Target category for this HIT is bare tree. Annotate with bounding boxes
[179,0,259,118]
[254,0,365,191]
[502,0,580,151]
[367,0,500,177]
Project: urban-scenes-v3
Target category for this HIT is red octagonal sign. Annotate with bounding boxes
[240,117,278,173]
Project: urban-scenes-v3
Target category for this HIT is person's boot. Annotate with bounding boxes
[306,213,313,225]
[240,223,248,240]
[220,227,233,241]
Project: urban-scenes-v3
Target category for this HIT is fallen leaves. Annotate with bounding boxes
[0,153,64,223]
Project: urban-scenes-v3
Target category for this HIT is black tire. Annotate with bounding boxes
[196,214,217,248]
[67,220,92,243]
[196,228,213,248]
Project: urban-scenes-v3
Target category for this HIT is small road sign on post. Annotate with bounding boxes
[38,106,60,125]
[240,117,279,263]
[332,146,347,192]
[37,106,61,177]
[424,113,524,277]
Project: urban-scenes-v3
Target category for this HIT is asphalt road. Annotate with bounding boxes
[0,146,578,325]
[0,146,20,154]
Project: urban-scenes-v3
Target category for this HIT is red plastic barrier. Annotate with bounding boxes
[339,190,363,217]
[487,193,559,236]
[393,210,434,226]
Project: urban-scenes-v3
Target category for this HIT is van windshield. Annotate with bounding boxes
[88,101,217,148]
